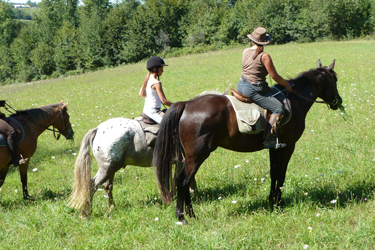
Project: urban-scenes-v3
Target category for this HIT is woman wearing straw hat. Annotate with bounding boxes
[237,27,292,149]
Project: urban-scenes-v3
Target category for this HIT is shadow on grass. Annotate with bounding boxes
[145,179,375,216]
[0,187,72,210]
[1,177,374,215]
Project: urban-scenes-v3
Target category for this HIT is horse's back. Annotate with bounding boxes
[181,94,265,152]
[92,117,152,167]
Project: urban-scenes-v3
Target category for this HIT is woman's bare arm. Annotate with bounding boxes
[262,53,292,92]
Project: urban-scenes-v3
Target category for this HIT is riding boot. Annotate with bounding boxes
[263,114,286,149]
[7,132,28,167]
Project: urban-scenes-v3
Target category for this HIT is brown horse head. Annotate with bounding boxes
[52,102,74,140]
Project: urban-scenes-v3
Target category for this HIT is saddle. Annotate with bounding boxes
[0,117,25,147]
[134,114,159,147]
[229,87,292,134]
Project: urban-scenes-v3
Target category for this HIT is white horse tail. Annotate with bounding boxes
[67,128,97,210]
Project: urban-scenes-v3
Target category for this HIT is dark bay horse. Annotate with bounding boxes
[153,60,343,222]
[0,102,74,200]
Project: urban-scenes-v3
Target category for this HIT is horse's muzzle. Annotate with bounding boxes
[65,129,74,140]
[329,96,342,110]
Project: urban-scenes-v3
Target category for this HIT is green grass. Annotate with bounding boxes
[1,40,375,249]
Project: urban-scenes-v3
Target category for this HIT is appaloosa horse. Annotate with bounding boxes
[0,102,74,200]
[153,60,343,222]
[68,117,197,219]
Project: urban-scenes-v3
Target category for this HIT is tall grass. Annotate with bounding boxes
[0,40,375,249]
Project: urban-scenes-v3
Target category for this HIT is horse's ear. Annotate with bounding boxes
[317,59,322,68]
[62,102,68,109]
[328,59,335,70]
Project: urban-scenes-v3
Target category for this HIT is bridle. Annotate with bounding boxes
[291,68,340,108]
[45,106,72,140]
[2,102,72,140]
[292,91,339,107]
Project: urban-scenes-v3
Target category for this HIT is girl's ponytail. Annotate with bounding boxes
[139,72,151,97]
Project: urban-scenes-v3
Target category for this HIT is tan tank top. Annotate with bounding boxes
[241,48,268,83]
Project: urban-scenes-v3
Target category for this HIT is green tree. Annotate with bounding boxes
[0,0,21,46]
[180,0,227,47]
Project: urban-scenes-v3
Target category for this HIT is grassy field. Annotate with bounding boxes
[1,40,375,249]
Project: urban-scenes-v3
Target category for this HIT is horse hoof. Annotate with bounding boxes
[25,195,34,201]
[80,215,89,220]
[176,220,189,225]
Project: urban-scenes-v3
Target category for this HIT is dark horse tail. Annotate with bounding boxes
[153,102,186,205]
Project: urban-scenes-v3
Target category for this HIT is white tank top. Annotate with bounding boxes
[143,74,161,112]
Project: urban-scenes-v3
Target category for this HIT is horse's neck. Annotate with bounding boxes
[292,83,318,115]
[16,110,59,136]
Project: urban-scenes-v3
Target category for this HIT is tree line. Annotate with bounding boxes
[1,0,374,84]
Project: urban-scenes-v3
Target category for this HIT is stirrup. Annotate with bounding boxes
[19,154,29,165]
[263,136,286,149]
[19,158,29,165]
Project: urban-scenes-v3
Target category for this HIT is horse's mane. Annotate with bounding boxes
[11,103,62,122]
[289,67,337,90]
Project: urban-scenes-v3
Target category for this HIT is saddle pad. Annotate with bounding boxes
[134,117,159,147]
[226,95,266,134]
[0,117,25,147]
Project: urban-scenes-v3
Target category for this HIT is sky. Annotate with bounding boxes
[9,0,42,3]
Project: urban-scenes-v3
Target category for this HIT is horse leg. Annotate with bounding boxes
[102,173,116,211]
[176,153,208,222]
[81,163,116,218]
[268,144,295,209]
[174,162,198,197]
[19,162,34,200]
[0,165,10,187]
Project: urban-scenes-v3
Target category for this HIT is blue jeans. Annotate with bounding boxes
[237,79,285,114]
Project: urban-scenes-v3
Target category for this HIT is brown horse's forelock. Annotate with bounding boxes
[11,103,62,122]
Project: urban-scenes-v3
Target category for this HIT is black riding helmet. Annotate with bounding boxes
[146,56,168,73]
